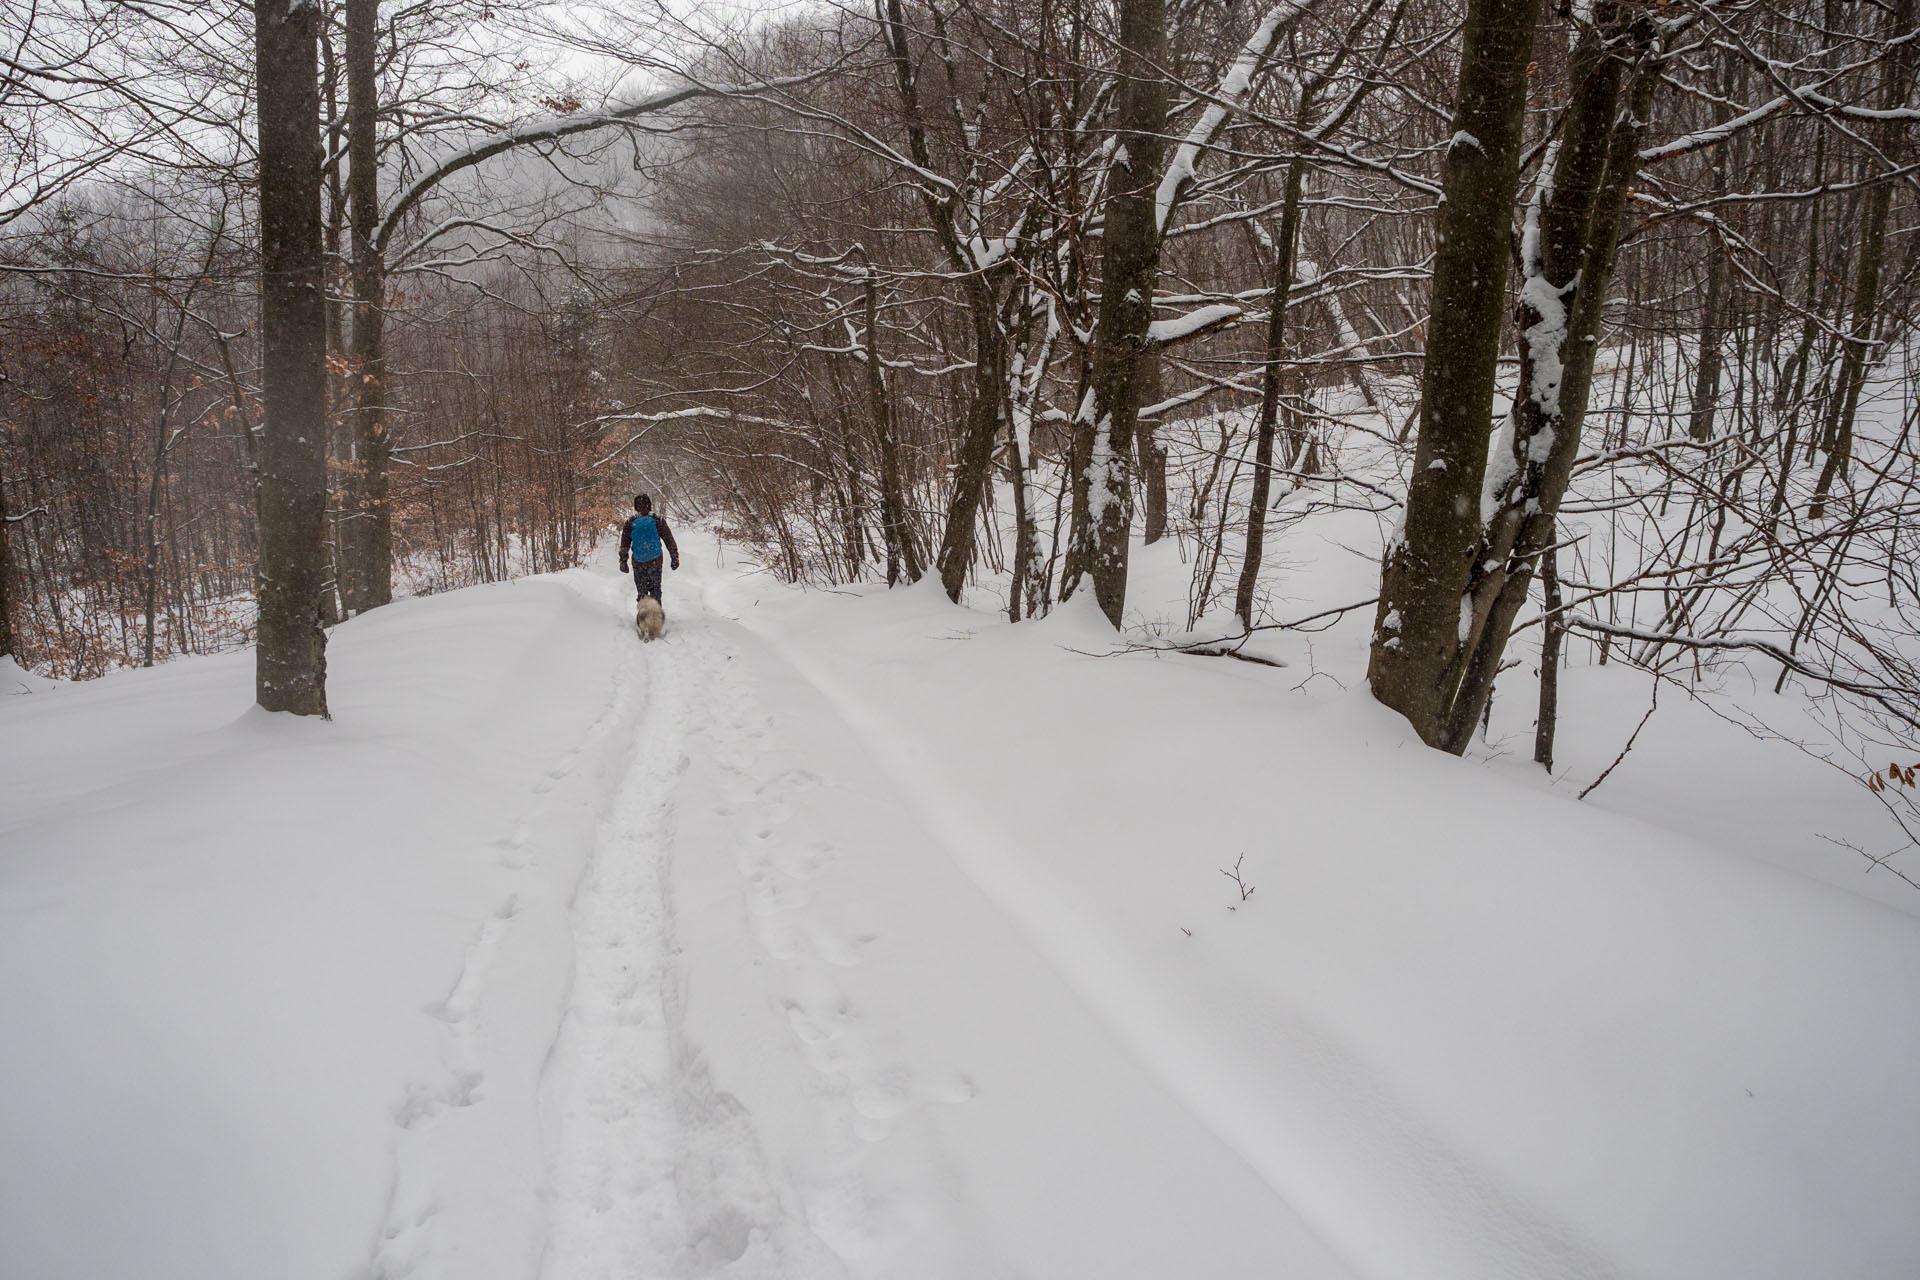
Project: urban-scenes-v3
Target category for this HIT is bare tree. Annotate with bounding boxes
[1366,0,1542,747]
[1058,0,1169,626]
[253,0,330,715]
[1810,0,1915,518]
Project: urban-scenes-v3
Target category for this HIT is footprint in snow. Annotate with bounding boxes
[745,870,808,917]
[851,1065,913,1123]
[809,927,877,968]
[918,1067,978,1105]
[756,767,821,796]
[391,1069,483,1127]
[773,841,834,880]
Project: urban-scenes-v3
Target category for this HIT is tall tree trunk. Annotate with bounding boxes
[320,23,348,626]
[1686,66,1733,443]
[1061,0,1168,626]
[1686,232,1729,441]
[934,301,1006,600]
[1366,0,1542,743]
[1771,121,1827,523]
[342,0,391,612]
[141,401,171,668]
[142,291,200,668]
[1234,149,1308,627]
[1534,534,1561,770]
[862,260,921,586]
[875,0,1009,604]
[254,0,330,715]
[1438,11,1661,753]
[1136,350,1168,545]
[1007,443,1035,621]
[0,449,15,661]
[1008,289,1055,619]
[1811,0,1912,519]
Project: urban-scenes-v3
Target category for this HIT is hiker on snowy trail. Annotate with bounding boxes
[619,493,680,602]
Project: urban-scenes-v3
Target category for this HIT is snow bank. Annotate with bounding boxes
[0,654,58,696]
[0,574,642,1280]
[720,562,1920,1280]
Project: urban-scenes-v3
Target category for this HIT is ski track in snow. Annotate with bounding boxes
[355,558,1364,1280]
[536,580,834,1279]
[356,566,986,1280]
[370,574,651,1280]
[535,573,929,1279]
[672,596,996,1279]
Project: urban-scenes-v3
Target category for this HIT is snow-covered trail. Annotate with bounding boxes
[518,550,1355,1279]
[535,570,849,1279]
[12,528,1910,1280]
[0,537,1349,1280]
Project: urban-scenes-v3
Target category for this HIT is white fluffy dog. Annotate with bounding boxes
[634,595,665,642]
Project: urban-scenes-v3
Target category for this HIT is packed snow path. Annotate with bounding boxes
[533,579,855,1279]
[357,553,1352,1280]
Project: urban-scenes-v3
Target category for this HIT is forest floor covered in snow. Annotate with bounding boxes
[4,520,1919,1280]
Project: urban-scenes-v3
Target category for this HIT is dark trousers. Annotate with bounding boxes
[631,556,663,601]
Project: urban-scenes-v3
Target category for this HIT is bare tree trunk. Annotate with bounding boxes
[1366,0,1541,743]
[1439,12,1661,753]
[872,0,1011,603]
[1234,149,1308,627]
[1686,235,1729,441]
[934,303,1006,600]
[0,450,15,661]
[1007,280,1056,619]
[254,0,330,715]
[1136,350,1168,545]
[1061,0,1167,626]
[1771,122,1827,523]
[342,0,391,611]
[142,277,205,669]
[1534,535,1561,770]
[141,403,170,668]
[320,22,348,627]
[862,259,921,585]
[1811,0,1912,519]
[1686,66,1733,443]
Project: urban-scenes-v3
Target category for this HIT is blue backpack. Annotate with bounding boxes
[627,515,662,562]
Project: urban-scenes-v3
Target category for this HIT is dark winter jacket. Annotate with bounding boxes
[619,513,680,568]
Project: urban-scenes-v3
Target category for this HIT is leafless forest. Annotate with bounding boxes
[3,0,1917,776]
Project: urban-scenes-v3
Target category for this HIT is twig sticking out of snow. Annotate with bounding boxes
[1579,679,1658,800]
[1222,853,1256,902]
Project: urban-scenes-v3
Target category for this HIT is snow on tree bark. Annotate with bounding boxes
[1374,1,1663,753]
[1064,0,1166,624]
[1443,12,1662,753]
[1366,0,1542,747]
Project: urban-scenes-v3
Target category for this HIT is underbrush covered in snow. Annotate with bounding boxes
[713,339,1920,902]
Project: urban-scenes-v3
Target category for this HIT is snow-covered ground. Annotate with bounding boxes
[3,530,1918,1280]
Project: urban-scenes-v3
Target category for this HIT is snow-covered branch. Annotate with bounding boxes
[1154,1,1320,236]
[375,68,832,255]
